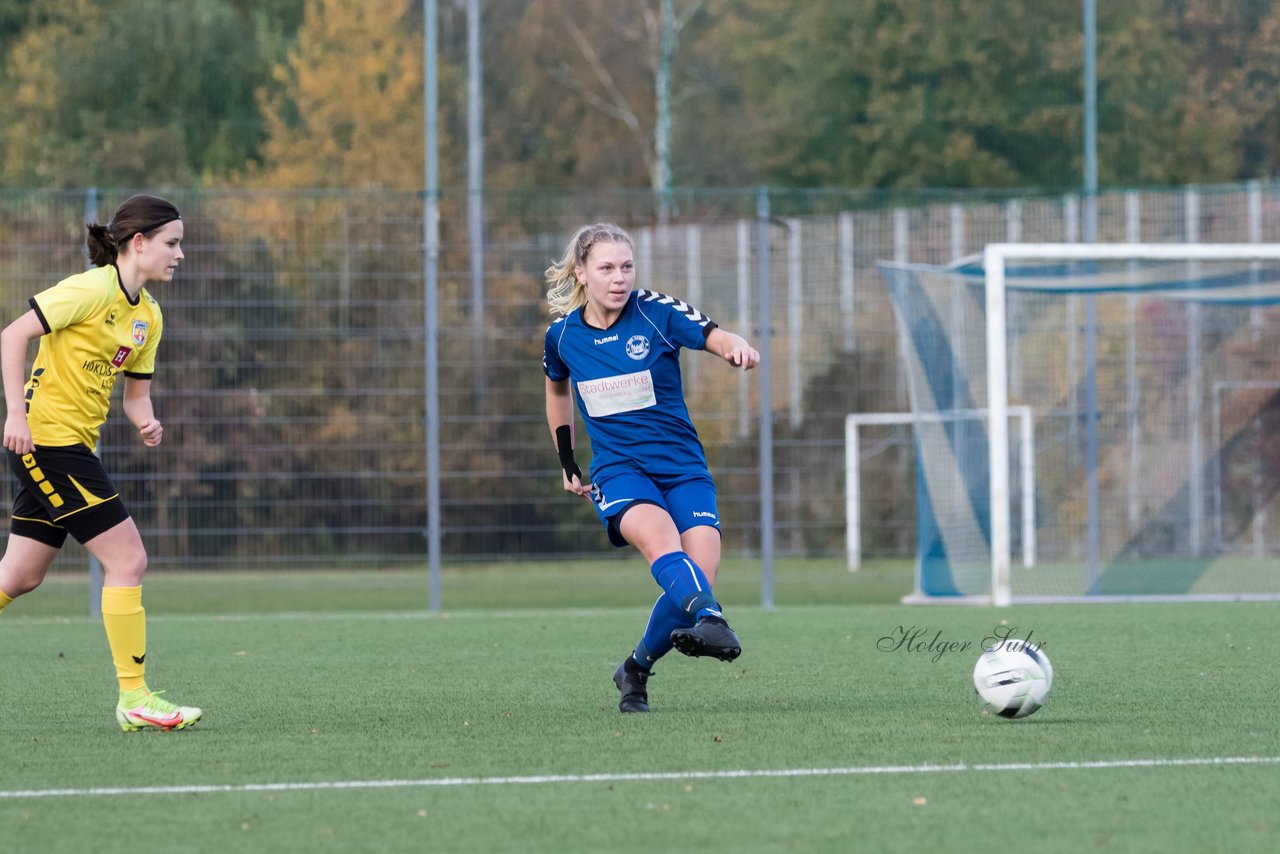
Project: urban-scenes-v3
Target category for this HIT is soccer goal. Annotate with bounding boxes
[880,243,1280,604]
[845,407,1037,573]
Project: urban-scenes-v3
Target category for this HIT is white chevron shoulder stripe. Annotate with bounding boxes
[636,289,712,327]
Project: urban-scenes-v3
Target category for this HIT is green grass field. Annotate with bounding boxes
[1,560,1277,853]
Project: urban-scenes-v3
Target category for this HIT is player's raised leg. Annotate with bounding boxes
[620,505,740,663]
[668,521,740,661]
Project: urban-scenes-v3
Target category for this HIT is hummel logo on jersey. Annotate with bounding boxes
[593,334,619,345]
[132,653,146,664]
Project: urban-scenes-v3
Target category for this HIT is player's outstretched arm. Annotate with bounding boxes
[705,327,760,371]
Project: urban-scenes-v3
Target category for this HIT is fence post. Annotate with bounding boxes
[787,218,802,429]
[1185,186,1203,556]
[757,188,774,609]
[1247,181,1266,557]
[423,0,442,611]
[839,212,855,353]
[685,223,701,395]
[737,219,752,438]
[1125,191,1141,536]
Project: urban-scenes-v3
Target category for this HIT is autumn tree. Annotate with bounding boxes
[1,0,1279,192]
[1162,0,1280,181]
[481,0,751,191]
[251,0,432,189]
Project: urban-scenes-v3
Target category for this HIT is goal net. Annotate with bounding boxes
[879,243,1280,604]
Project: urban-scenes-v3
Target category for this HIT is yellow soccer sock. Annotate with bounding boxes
[0,588,13,616]
[101,586,147,694]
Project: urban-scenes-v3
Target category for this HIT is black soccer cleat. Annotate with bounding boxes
[613,657,652,713]
[670,616,741,662]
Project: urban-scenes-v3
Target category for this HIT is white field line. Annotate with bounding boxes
[2,756,1276,800]
[0,607,670,626]
[6,601,865,626]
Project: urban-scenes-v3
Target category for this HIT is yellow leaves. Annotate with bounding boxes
[253,0,424,190]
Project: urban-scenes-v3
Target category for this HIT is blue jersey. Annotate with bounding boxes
[543,289,717,479]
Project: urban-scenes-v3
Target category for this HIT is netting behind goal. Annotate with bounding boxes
[880,245,1280,602]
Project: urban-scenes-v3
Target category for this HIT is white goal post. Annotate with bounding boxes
[983,243,1280,605]
[845,408,1036,572]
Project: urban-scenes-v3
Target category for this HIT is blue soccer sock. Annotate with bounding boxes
[650,551,722,622]
[633,594,694,666]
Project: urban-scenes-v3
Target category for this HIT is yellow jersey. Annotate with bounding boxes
[25,265,163,451]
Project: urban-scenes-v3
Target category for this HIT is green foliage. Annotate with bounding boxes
[0,0,301,187]
[712,0,1255,189]
[0,0,29,58]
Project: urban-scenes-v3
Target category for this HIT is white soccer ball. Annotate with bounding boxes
[972,641,1053,718]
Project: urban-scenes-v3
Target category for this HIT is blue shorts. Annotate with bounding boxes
[589,468,720,548]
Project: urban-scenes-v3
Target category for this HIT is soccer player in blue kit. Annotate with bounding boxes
[543,223,760,713]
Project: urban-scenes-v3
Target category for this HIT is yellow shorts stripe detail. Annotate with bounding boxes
[9,514,61,529]
[50,495,120,524]
[67,475,109,506]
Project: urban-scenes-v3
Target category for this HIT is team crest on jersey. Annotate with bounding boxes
[625,335,650,360]
[131,320,149,346]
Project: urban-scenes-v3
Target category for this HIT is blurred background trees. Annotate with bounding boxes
[0,0,1277,191]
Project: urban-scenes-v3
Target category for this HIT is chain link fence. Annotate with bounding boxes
[1,182,1277,572]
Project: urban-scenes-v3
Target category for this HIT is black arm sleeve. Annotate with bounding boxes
[555,425,582,482]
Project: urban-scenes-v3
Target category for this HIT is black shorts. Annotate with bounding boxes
[7,445,130,548]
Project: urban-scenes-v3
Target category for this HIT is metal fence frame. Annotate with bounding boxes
[0,182,1277,580]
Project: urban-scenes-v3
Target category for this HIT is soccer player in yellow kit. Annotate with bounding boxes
[0,194,202,731]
